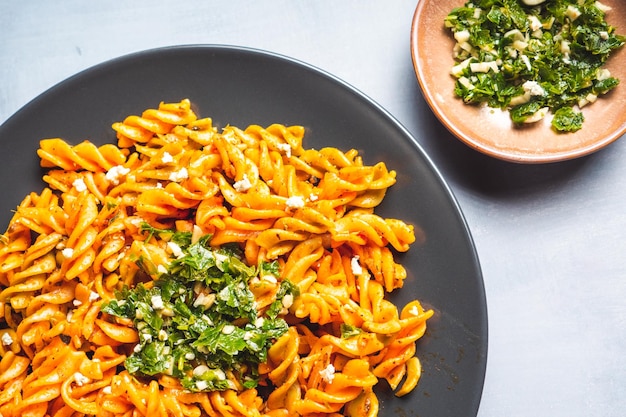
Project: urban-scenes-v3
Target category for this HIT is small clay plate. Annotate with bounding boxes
[411,0,626,163]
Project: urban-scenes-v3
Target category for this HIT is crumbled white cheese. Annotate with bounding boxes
[528,15,542,32]
[193,365,209,376]
[74,372,90,387]
[102,386,112,395]
[595,1,612,13]
[523,107,549,123]
[151,295,164,310]
[214,252,228,268]
[565,5,581,21]
[276,142,292,158]
[157,264,168,275]
[222,325,235,335]
[105,165,130,185]
[193,292,216,308]
[89,291,100,302]
[167,241,184,258]
[133,344,142,353]
[351,256,363,275]
[597,68,612,81]
[1,332,13,346]
[72,178,87,192]
[453,30,470,44]
[520,54,532,71]
[319,364,336,383]
[523,81,546,97]
[195,380,209,391]
[255,317,265,328]
[263,274,278,284]
[450,57,472,77]
[309,193,319,202]
[168,167,188,182]
[73,299,82,307]
[458,76,475,90]
[286,196,305,209]
[233,175,252,192]
[282,293,294,309]
[521,0,547,5]
[185,352,196,360]
[62,248,74,259]
[161,151,174,163]
[470,61,499,74]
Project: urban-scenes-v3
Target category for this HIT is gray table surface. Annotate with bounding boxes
[2,1,625,416]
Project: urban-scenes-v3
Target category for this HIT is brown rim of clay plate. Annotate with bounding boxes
[410,0,626,163]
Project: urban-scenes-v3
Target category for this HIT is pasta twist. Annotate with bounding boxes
[0,99,433,417]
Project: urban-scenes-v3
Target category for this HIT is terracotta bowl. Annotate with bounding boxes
[410,0,626,163]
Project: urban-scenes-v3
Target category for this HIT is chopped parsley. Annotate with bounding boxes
[101,229,298,392]
[445,0,625,132]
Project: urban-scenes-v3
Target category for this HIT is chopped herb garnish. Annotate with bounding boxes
[101,232,298,392]
[445,0,625,132]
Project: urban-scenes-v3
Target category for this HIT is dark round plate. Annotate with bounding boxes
[0,45,487,416]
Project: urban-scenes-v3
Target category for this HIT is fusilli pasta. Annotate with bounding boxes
[0,99,433,417]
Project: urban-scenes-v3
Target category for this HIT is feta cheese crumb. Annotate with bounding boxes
[523,80,545,97]
[233,175,252,192]
[195,380,209,391]
[74,372,90,387]
[528,15,542,32]
[469,61,499,74]
[72,178,87,192]
[157,264,168,275]
[351,256,363,275]
[276,142,292,158]
[595,1,612,13]
[88,291,100,302]
[262,274,278,284]
[319,364,336,383]
[1,332,13,346]
[282,293,294,309]
[161,151,174,163]
[520,54,532,71]
[168,167,189,182]
[167,241,184,258]
[185,352,196,360]
[523,107,549,123]
[597,68,612,81]
[222,324,235,335]
[286,196,305,209]
[309,193,319,202]
[133,344,142,353]
[102,386,112,395]
[453,29,470,44]
[62,248,74,259]
[73,299,83,307]
[105,165,130,185]
[565,5,581,21]
[151,295,165,310]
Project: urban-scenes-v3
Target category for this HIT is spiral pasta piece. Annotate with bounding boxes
[0,99,433,417]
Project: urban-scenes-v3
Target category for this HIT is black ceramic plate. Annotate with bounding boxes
[0,45,487,416]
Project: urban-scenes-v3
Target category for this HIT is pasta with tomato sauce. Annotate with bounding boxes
[0,99,433,417]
